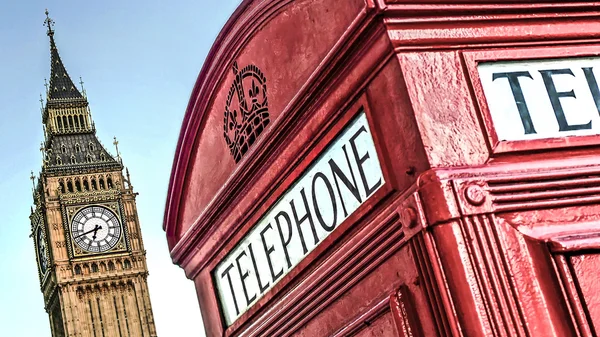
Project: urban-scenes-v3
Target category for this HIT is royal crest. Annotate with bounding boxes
[223,61,270,162]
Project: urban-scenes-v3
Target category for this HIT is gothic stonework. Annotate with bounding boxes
[30,11,157,337]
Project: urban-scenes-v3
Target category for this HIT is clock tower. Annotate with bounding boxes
[30,11,158,337]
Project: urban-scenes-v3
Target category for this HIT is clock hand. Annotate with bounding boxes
[91,225,102,241]
[74,225,100,239]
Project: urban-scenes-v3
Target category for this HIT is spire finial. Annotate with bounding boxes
[79,76,87,98]
[125,167,132,189]
[30,171,36,191]
[39,93,44,114]
[113,136,121,162]
[44,9,54,36]
[43,78,48,96]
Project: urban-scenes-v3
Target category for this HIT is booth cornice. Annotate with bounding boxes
[164,0,600,243]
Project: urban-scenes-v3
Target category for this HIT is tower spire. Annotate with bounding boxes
[44,10,84,101]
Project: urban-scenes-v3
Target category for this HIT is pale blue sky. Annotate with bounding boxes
[0,1,241,336]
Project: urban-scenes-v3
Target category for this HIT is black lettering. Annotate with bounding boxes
[583,67,600,115]
[349,126,382,197]
[248,243,269,294]
[275,211,293,269]
[260,224,283,281]
[220,263,240,315]
[329,144,361,217]
[492,71,537,134]
[539,68,592,131]
[311,172,338,232]
[235,250,255,306]
[290,188,320,254]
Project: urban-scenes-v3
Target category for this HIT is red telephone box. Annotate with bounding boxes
[163,1,600,336]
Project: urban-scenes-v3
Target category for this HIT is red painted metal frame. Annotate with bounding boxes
[464,45,600,154]
[163,1,600,336]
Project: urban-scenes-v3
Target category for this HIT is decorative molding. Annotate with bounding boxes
[390,285,423,337]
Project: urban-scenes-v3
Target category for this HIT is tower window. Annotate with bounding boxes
[108,262,115,271]
[91,263,98,273]
[83,179,89,191]
[70,155,76,164]
[86,154,93,163]
[59,181,65,193]
[67,181,73,193]
[99,178,105,190]
[75,179,82,192]
[88,142,94,151]
[56,156,62,165]
[107,177,113,189]
[123,259,131,270]
[61,144,66,153]
[75,143,81,153]
[100,153,106,161]
[80,115,85,128]
[91,179,97,190]
[74,265,81,275]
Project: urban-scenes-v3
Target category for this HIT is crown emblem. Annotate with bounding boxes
[223,61,270,162]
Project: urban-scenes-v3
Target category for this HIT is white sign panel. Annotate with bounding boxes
[478,57,600,141]
[214,112,384,325]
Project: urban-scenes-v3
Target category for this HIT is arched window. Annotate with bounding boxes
[67,181,74,193]
[99,178,105,190]
[68,115,74,129]
[100,153,106,161]
[56,156,62,165]
[74,116,80,128]
[100,262,106,272]
[91,263,98,273]
[70,155,76,165]
[62,116,67,130]
[75,143,81,153]
[88,142,94,152]
[74,265,82,275]
[57,117,62,129]
[123,259,131,270]
[61,144,67,153]
[86,154,93,163]
[59,181,65,193]
[83,179,89,191]
[107,177,113,189]
[108,261,115,271]
[79,115,85,128]
[91,179,97,190]
[75,179,82,192]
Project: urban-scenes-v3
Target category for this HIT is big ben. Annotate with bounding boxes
[30,11,158,337]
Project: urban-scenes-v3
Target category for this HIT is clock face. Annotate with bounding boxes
[36,228,49,275]
[71,206,122,253]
